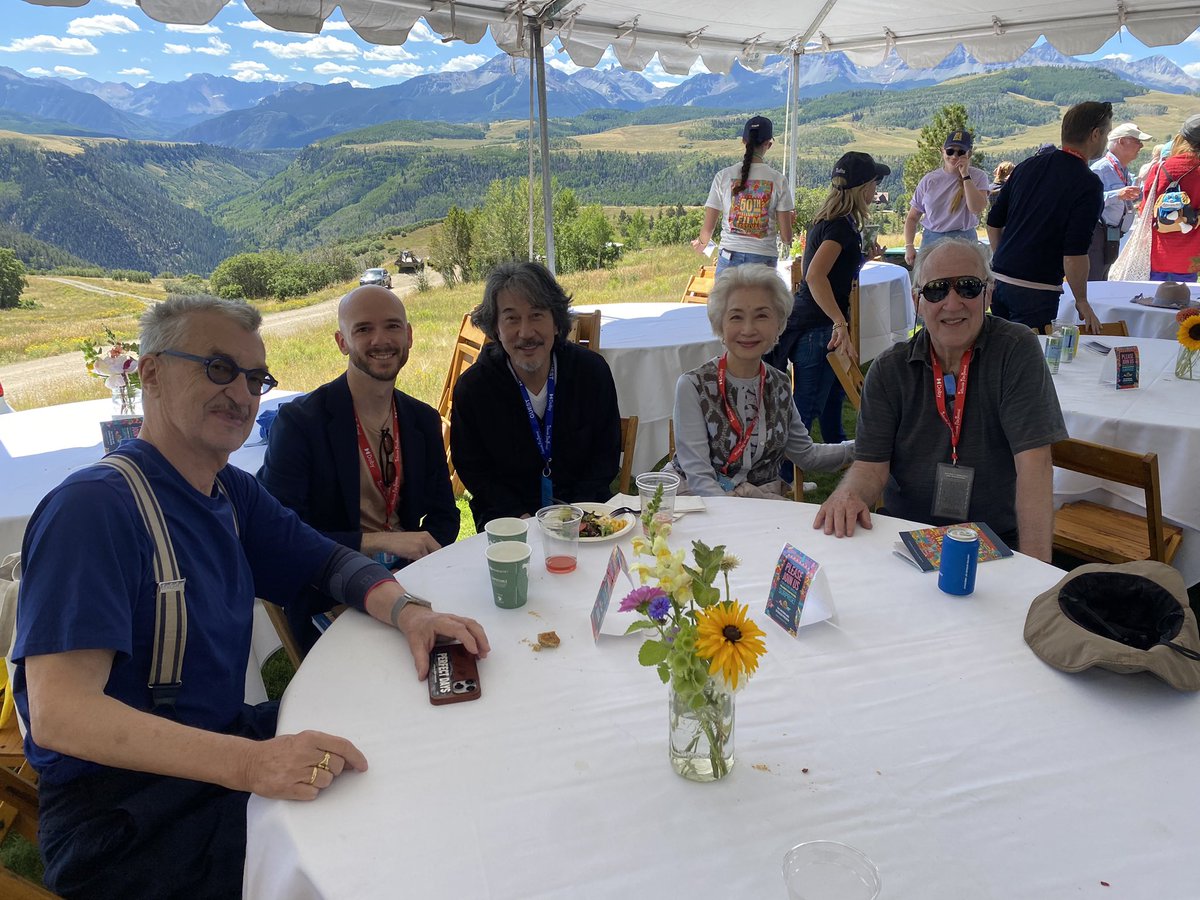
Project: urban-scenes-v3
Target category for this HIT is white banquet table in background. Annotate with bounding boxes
[573,302,721,474]
[1057,280,1197,339]
[1050,335,1199,585]
[245,496,1200,899]
[777,259,914,363]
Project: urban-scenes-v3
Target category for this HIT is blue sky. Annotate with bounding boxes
[3,0,1200,90]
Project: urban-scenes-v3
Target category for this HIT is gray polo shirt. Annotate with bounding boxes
[855,315,1067,544]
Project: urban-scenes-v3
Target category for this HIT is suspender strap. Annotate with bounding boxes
[96,455,187,712]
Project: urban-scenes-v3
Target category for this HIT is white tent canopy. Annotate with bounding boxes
[25,0,1200,72]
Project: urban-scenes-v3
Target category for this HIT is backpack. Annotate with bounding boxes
[1153,163,1200,234]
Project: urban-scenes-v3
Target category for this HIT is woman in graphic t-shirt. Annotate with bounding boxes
[1145,116,1200,282]
[692,115,794,277]
[771,151,889,446]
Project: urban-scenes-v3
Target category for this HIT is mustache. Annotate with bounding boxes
[206,398,250,422]
[514,339,545,350]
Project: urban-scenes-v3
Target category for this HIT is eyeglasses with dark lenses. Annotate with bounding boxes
[157,349,279,396]
[945,148,968,157]
[379,427,396,486]
[918,276,987,303]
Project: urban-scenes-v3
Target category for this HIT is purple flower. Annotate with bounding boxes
[619,585,669,613]
[647,595,671,622]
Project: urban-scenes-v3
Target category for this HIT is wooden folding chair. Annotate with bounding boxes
[569,310,602,351]
[261,600,304,670]
[682,264,715,304]
[437,315,489,495]
[789,257,804,292]
[1082,320,1129,337]
[617,416,639,494]
[826,348,865,411]
[1051,438,1183,565]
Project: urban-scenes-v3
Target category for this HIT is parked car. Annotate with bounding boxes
[359,268,392,288]
[394,250,424,274]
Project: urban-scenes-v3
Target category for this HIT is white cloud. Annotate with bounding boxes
[330,77,370,88]
[440,53,487,72]
[0,35,99,55]
[650,80,676,90]
[67,14,139,36]
[230,60,268,73]
[407,21,438,42]
[1184,62,1200,77]
[313,61,359,75]
[322,21,352,31]
[166,24,222,35]
[230,60,290,83]
[1102,53,1133,62]
[1185,28,1200,45]
[254,35,359,59]
[362,44,416,61]
[547,57,581,75]
[195,37,232,56]
[118,67,150,76]
[264,72,289,82]
[231,20,277,33]
[163,43,192,55]
[54,65,88,77]
[290,65,306,72]
[366,63,424,78]
[104,0,138,6]
[25,66,51,76]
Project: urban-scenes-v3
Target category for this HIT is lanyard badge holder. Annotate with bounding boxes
[514,356,556,508]
[930,349,974,521]
[715,354,766,491]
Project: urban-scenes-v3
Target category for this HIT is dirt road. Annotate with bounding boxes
[0,273,437,403]
[44,277,160,304]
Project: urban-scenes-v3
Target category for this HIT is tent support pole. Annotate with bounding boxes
[532,23,556,275]
[528,32,536,262]
[787,48,800,214]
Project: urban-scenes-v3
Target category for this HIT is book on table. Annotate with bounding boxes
[892,522,1013,573]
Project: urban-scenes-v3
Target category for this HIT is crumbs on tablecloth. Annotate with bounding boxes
[531,630,561,652]
[752,763,771,773]
[527,610,543,619]
[1101,882,1110,888]
[802,767,809,774]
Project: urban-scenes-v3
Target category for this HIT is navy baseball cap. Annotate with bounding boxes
[832,152,890,189]
[944,130,973,151]
[742,115,773,144]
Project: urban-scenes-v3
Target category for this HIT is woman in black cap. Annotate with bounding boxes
[770,151,889,449]
[692,115,794,277]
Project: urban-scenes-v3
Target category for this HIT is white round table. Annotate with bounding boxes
[575,302,722,475]
[1057,280,1198,339]
[1049,335,1199,585]
[245,496,1200,899]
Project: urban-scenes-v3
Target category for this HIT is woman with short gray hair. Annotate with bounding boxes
[672,264,854,498]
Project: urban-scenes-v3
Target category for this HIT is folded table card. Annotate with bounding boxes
[764,543,834,637]
[592,545,634,641]
[1098,345,1139,389]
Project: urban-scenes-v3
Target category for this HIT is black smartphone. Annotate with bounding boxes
[428,643,482,705]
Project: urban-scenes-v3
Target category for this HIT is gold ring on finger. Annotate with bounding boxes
[318,751,332,771]
[308,766,319,786]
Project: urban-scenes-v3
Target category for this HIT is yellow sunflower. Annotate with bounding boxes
[694,601,767,690]
[1180,315,1200,352]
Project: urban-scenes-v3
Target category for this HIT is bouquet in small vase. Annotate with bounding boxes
[619,487,766,782]
[1176,307,1200,381]
[83,327,141,416]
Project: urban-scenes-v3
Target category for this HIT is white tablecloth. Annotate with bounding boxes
[575,303,722,475]
[1050,335,1199,584]
[777,259,915,364]
[1057,280,1198,339]
[246,496,1200,899]
[0,392,301,698]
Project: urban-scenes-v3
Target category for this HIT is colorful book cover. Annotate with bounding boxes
[893,522,1013,573]
[765,543,819,636]
[1115,346,1140,390]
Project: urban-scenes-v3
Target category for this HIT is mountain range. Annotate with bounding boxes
[0,44,1196,149]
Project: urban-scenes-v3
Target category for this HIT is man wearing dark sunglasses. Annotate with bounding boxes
[814,239,1066,561]
[260,285,461,654]
[12,295,489,895]
[903,130,989,266]
[987,101,1108,333]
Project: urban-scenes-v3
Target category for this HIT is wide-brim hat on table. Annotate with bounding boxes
[1024,562,1200,691]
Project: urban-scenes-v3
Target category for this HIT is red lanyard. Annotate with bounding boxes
[716,354,766,475]
[1105,152,1129,186]
[1060,147,1087,164]
[930,347,972,466]
[354,403,400,526]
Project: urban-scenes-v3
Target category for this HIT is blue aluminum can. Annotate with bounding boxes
[938,526,979,596]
